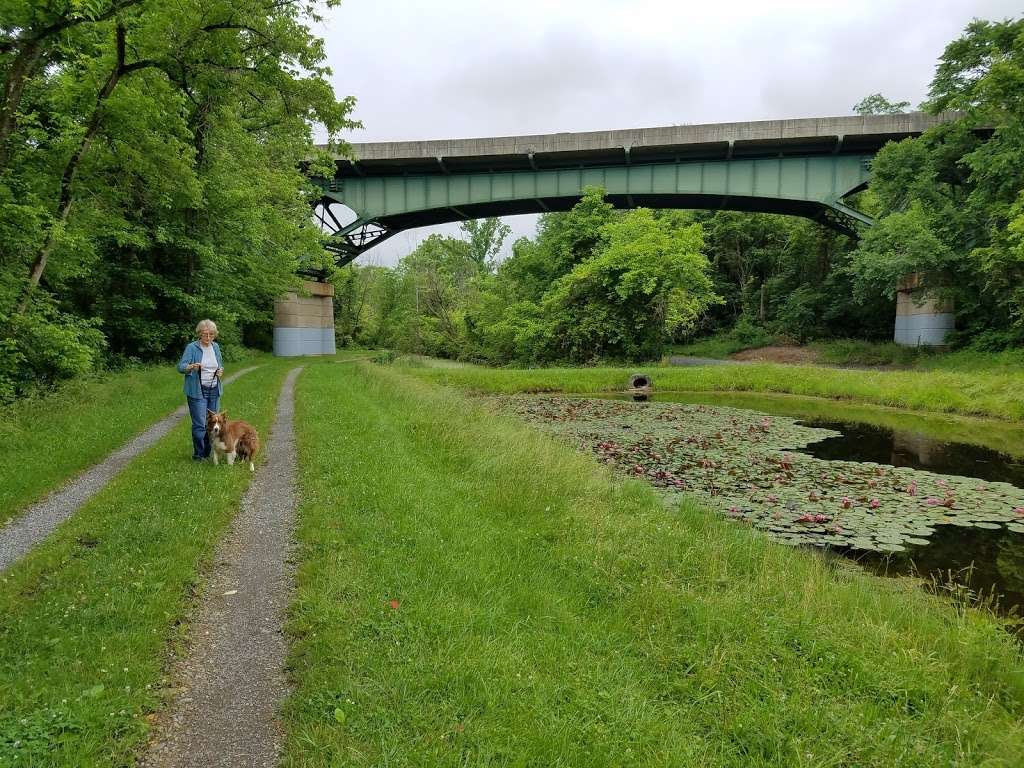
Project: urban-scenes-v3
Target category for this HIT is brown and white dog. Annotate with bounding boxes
[206,410,260,471]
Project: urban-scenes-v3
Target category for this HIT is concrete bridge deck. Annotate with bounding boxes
[321,112,961,176]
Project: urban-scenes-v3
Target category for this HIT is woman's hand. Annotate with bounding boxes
[188,362,201,372]
[216,367,224,378]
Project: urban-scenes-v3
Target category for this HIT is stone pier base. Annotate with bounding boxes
[894,274,953,347]
[273,280,336,356]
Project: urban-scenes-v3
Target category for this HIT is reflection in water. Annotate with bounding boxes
[777,415,1024,619]
[853,525,1024,622]
[797,420,1024,488]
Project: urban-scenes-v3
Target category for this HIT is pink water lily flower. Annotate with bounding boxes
[925,497,942,506]
[870,498,880,509]
[841,497,852,509]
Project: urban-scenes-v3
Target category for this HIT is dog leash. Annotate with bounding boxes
[200,368,220,399]
[194,342,221,400]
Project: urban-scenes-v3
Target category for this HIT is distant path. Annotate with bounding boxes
[667,356,741,367]
[0,366,258,572]
[142,366,302,768]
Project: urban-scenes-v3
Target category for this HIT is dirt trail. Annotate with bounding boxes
[729,345,821,364]
[142,366,302,768]
[0,366,258,572]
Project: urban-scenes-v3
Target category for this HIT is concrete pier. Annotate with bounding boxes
[894,273,953,347]
[273,280,336,356]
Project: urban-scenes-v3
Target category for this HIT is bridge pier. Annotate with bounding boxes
[273,280,336,356]
[894,273,953,347]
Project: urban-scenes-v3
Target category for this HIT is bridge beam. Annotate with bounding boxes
[314,153,873,261]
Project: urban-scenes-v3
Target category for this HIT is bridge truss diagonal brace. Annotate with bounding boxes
[325,218,397,267]
[818,201,875,239]
[827,201,874,227]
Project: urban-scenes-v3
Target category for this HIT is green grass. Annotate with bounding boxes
[669,331,775,359]
[283,362,1024,767]
[812,339,926,367]
[0,353,271,525]
[814,341,1024,371]
[0,357,297,766]
[399,363,1024,421]
[672,335,1024,372]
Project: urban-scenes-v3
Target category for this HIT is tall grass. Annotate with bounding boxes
[283,363,1024,767]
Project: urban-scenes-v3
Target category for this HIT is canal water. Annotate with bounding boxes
[592,390,1024,620]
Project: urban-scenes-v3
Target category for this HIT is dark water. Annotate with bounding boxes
[590,390,1024,621]
[796,419,1024,488]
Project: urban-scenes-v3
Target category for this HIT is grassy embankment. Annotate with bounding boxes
[400,363,1024,421]
[284,362,1024,767]
[672,333,1024,371]
[0,352,271,525]
[0,358,296,766]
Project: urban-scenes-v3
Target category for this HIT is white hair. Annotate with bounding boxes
[195,319,218,339]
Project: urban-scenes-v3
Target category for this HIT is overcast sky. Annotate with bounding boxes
[315,0,1020,266]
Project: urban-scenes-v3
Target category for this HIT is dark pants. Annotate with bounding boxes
[187,389,221,459]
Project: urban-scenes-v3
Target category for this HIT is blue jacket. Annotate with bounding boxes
[177,340,224,398]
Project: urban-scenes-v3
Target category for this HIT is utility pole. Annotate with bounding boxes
[415,280,421,354]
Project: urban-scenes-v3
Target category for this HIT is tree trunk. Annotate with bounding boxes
[17,25,132,313]
[0,1,146,171]
[0,39,44,170]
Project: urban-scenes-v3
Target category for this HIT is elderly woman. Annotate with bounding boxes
[177,319,225,461]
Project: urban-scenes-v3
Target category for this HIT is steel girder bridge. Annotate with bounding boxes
[307,113,963,268]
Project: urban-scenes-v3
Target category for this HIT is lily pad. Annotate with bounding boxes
[498,395,1024,555]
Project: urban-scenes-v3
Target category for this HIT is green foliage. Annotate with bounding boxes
[847,204,957,301]
[851,17,1024,342]
[539,209,718,361]
[350,191,720,365]
[0,0,357,392]
[771,286,825,342]
[459,217,511,270]
[852,93,911,115]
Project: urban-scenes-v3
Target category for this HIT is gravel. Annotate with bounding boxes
[0,366,258,572]
[142,366,303,768]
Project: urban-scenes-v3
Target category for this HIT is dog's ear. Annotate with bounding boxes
[207,409,215,417]
[220,411,227,419]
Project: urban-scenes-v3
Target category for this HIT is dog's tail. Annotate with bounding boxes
[237,430,260,472]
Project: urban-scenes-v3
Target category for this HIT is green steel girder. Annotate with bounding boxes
[312,153,875,264]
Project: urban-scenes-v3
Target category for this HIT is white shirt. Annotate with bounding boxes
[200,343,218,387]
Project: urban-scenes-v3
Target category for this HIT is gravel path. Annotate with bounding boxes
[143,366,302,768]
[0,366,258,573]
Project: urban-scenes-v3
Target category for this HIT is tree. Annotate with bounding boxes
[540,206,719,361]
[853,93,911,115]
[0,0,357,393]
[459,217,511,271]
[850,17,1024,339]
